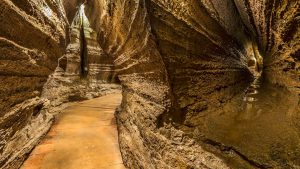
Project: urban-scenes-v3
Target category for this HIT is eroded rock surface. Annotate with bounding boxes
[0,0,67,168]
[0,0,299,169]
[84,0,299,168]
[0,1,120,168]
[42,5,120,110]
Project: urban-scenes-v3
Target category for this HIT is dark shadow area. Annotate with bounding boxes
[80,20,88,78]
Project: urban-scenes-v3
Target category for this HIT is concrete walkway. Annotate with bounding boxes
[21,93,125,169]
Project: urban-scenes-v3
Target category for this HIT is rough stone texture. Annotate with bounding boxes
[62,0,82,23]
[0,1,120,168]
[0,0,68,168]
[234,0,300,93]
[42,4,121,111]
[0,0,299,168]
[83,0,248,168]
[84,0,299,168]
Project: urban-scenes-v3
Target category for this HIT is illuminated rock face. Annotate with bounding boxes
[0,0,299,168]
[0,0,68,168]
[233,0,300,92]
[85,0,299,168]
[42,4,120,109]
[0,1,119,168]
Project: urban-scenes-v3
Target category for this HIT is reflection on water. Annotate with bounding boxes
[241,75,262,119]
[198,75,300,168]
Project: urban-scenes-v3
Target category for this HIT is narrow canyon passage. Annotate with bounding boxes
[0,0,299,168]
[21,93,124,169]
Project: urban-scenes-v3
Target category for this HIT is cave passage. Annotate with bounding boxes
[1,0,299,169]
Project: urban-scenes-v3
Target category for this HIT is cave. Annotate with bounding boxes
[0,0,299,169]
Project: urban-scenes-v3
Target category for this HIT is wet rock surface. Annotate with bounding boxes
[0,0,299,168]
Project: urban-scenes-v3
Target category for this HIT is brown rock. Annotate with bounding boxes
[0,0,299,168]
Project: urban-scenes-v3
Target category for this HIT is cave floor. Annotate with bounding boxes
[21,93,125,169]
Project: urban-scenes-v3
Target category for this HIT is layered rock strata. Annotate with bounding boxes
[0,0,68,168]
[0,1,120,168]
[42,3,120,110]
[236,0,299,89]
[85,0,299,168]
[0,0,299,168]
[85,0,248,168]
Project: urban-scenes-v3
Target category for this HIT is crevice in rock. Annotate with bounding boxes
[79,4,88,78]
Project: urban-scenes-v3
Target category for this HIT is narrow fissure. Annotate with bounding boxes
[79,4,88,78]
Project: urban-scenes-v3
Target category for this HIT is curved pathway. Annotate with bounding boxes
[21,93,125,169]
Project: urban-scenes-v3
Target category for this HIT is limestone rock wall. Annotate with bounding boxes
[84,0,251,168]
[42,3,121,111]
[0,1,121,168]
[146,0,254,128]
[0,0,68,168]
[0,0,299,168]
[84,23,118,84]
[85,0,299,168]
[234,0,300,93]
[62,0,82,23]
